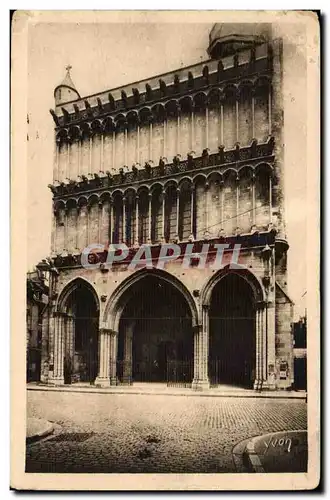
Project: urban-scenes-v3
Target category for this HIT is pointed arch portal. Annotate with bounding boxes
[57,278,100,384]
[208,273,256,388]
[116,274,194,385]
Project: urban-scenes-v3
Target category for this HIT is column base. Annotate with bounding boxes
[110,377,118,386]
[192,379,210,391]
[122,376,133,385]
[47,376,64,386]
[95,377,111,388]
[253,379,275,391]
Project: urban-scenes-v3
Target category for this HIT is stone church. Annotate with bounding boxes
[38,23,294,390]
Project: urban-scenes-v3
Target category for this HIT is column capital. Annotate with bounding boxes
[99,327,113,335]
[53,311,66,318]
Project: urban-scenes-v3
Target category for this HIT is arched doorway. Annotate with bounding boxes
[209,273,256,388]
[61,280,99,385]
[116,274,194,386]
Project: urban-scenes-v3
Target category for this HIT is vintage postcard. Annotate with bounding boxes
[11,10,320,490]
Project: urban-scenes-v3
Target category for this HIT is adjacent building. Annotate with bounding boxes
[26,270,49,382]
[38,23,294,390]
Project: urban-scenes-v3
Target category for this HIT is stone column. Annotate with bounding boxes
[192,325,200,388]
[192,307,210,390]
[254,304,262,390]
[236,175,239,229]
[251,89,256,139]
[112,131,116,171]
[98,201,103,245]
[235,95,239,143]
[205,182,209,233]
[89,137,92,175]
[40,308,50,384]
[100,134,104,173]
[252,174,256,225]
[148,193,152,241]
[163,117,167,157]
[95,328,111,387]
[64,314,74,384]
[135,195,139,244]
[162,190,166,239]
[269,175,273,223]
[124,127,128,166]
[47,309,56,381]
[122,197,126,244]
[220,180,224,228]
[266,300,276,390]
[149,121,153,162]
[190,185,195,236]
[220,100,224,145]
[205,105,209,149]
[176,107,180,154]
[122,323,134,385]
[86,204,90,248]
[109,330,118,386]
[268,86,272,136]
[109,197,114,245]
[64,207,68,253]
[176,188,180,236]
[255,303,271,391]
[48,312,65,385]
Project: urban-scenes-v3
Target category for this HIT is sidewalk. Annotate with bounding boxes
[244,430,308,473]
[27,382,307,400]
[26,417,54,444]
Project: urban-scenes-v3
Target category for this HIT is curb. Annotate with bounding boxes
[245,439,265,473]
[244,430,307,473]
[27,385,307,400]
[26,419,54,444]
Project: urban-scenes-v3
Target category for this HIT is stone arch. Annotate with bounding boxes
[205,266,263,388]
[56,276,100,314]
[201,265,265,310]
[54,277,100,385]
[103,268,199,333]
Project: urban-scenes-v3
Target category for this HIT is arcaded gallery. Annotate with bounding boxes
[37,23,294,391]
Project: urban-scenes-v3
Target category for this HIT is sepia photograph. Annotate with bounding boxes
[11,10,320,491]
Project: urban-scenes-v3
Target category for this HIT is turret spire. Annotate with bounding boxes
[54,65,80,106]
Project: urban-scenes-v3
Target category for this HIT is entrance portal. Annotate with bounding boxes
[117,275,193,385]
[209,273,256,388]
[64,283,99,384]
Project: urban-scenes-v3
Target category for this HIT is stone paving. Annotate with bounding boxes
[26,390,307,473]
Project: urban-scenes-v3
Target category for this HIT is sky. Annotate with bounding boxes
[26,14,308,318]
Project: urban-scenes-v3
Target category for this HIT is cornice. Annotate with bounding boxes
[50,48,272,130]
[52,229,277,270]
[49,137,275,201]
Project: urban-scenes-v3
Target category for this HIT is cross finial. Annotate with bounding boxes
[66,64,72,73]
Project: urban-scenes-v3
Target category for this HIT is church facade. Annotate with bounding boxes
[39,23,294,391]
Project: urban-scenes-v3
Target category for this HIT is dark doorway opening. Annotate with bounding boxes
[294,357,307,391]
[117,275,193,385]
[209,273,256,388]
[64,283,99,384]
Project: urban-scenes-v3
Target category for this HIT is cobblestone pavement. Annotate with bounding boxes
[26,391,307,473]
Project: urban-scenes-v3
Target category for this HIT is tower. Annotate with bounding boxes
[54,65,80,107]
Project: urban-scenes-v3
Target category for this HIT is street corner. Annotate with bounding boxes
[26,417,54,444]
[244,430,308,473]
